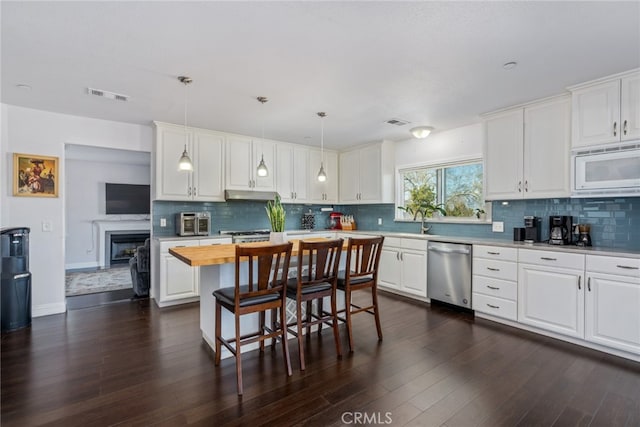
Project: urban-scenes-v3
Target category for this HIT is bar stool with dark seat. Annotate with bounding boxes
[285,238,343,371]
[213,242,293,396]
[336,236,385,352]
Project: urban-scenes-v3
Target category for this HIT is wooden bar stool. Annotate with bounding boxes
[213,242,293,396]
[286,239,343,371]
[335,236,385,352]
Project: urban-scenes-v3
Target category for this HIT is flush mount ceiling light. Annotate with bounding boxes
[317,112,327,182]
[503,61,518,70]
[177,76,193,172]
[256,96,269,178]
[410,126,434,139]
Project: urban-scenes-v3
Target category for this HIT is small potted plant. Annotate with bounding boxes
[475,208,486,221]
[266,194,286,243]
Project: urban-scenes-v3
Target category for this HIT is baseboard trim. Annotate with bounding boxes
[65,262,99,271]
[33,302,66,317]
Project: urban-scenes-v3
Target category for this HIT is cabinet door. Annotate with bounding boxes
[293,146,309,201]
[524,97,571,198]
[571,80,621,147]
[276,144,295,202]
[358,145,382,202]
[161,254,198,301]
[339,149,360,203]
[586,273,640,354]
[484,109,524,200]
[323,151,339,203]
[621,74,640,141]
[225,136,253,190]
[193,131,224,201]
[155,125,191,200]
[252,140,276,191]
[378,248,401,291]
[401,250,427,297]
[518,264,584,338]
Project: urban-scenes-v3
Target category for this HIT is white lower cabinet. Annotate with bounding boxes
[585,255,640,354]
[154,237,232,307]
[378,237,427,298]
[517,249,585,339]
[473,245,518,321]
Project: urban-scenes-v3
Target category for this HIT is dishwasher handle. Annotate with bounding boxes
[428,246,471,255]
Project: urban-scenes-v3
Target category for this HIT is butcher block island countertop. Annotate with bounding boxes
[169,237,347,267]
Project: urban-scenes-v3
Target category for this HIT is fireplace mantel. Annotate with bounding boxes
[95,220,151,268]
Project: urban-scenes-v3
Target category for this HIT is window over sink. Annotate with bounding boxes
[396,159,490,223]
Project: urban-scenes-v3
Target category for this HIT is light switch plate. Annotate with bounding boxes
[492,221,504,232]
[160,218,167,227]
[378,218,383,225]
[42,220,52,232]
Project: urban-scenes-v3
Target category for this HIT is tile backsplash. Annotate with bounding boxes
[153,197,639,251]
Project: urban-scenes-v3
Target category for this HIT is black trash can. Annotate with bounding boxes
[1,227,31,332]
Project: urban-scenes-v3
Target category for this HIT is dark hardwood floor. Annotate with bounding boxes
[2,292,639,426]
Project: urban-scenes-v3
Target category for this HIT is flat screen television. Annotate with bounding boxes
[105,183,150,215]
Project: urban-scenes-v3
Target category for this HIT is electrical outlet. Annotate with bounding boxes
[160,218,167,227]
[492,221,504,232]
[378,218,383,225]
[42,220,52,232]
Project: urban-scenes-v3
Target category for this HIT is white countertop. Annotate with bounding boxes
[154,229,640,258]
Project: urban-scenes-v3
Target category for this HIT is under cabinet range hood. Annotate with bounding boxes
[224,190,280,202]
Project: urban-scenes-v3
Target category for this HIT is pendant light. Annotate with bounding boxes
[317,112,327,182]
[177,76,193,171]
[256,96,269,177]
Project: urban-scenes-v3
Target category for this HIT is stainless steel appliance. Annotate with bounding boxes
[572,142,640,197]
[427,241,472,309]
[220,230,270,243]
[523,216,541,243]
[549,215,573,245]
[176,212,211,236]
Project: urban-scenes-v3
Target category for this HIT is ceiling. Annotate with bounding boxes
[2,1,639,150]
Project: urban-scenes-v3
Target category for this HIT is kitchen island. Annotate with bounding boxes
[170,238,348,359]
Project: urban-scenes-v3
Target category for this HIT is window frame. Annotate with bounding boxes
[395,157,491,224]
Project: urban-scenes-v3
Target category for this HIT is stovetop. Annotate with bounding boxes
[220,230,270,236]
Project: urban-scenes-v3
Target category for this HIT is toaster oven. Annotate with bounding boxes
[176,212,211,236]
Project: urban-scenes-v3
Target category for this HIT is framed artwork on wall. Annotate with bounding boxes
[13,153,59,197]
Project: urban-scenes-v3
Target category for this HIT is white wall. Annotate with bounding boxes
[1,104,152,317]
[394,122,483,167]
[65,145,150,269]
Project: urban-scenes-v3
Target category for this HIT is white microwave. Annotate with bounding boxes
[572,142,640,197]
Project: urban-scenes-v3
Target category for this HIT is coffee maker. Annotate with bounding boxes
[575,224,592,247]
[549,215,573,245]
[523,216,541,243]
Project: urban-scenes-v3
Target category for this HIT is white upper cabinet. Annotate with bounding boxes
[309,148,338,203]
[484,96,570,200]
[225,136,275,191]
[153,122,224,201]
[276,143,309,203]
[570,70,640,148]
[339,141,394,204]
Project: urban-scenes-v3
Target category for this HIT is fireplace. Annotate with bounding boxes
[95,221,151,269]
[106,232,150,267]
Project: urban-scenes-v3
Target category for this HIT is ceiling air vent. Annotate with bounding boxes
[385,118,410,126]
[87,87,129,102]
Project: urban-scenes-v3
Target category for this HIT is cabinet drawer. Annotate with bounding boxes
[401,238,427,251]
[474,245,518,262]
[473,293,517,321]
[473,275,517,301]
[586,255,640,277]
[199,238,232,246]
[473,258,518,281]
[160,239,199,253]
[384,237,402,247]
[519,249,585,270]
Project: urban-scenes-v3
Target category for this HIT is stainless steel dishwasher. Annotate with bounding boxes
[427,241,472,308]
